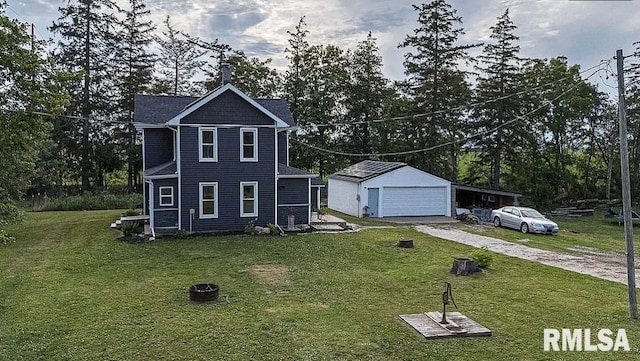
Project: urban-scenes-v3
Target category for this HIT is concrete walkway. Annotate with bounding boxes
[382,216,459,224]
[414,225,640,285]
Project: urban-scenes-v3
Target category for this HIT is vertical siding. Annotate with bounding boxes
[153,178,178,209]
[278,132,288,165]
[144,128,174,168]
[180,125,276,232]
[277,205,309,226]
[311,187,319,210]
[328,178,360,217]
[152,178,178,228]
[277,178,310,225]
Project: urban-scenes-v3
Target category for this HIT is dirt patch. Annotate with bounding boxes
[247,264,290,285]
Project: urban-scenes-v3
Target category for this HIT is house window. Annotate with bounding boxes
[159,186,173,207]
[199,182,218,218]
[240,128,258,162]
[199,127,218,162]
[240,182,258,217]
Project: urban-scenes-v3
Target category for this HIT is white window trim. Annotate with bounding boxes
[240,128,258,162]
[240,181,258,217]
[199,182,219,219]
[159,186,174,207]
[199,127,218,162]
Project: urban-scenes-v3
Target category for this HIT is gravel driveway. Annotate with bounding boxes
[415,225,640,285]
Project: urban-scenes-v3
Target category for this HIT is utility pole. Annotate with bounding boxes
[617,49,638,320]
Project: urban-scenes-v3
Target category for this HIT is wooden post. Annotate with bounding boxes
[617,49,638,320]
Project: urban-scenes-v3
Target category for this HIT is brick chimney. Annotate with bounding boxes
[221,63,232,85]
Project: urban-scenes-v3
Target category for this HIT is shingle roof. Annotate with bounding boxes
[255,99,295,127]
[278,163,323,186]
[144,161,177,177]
[329,160,406,183]
[134,93,296,127]
[134,95,197,124]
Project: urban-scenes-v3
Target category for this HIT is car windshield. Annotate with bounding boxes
[521,209,544,218]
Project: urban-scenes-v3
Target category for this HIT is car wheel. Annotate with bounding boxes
[520,223,529,234]
[493,217,501,227]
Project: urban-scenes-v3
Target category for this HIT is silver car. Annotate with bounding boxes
[491,206,559,234]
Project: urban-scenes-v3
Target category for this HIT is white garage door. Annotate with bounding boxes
[382,187,446,216]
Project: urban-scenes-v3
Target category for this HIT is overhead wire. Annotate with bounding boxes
[306,58,613,129]
[294,67,602,158]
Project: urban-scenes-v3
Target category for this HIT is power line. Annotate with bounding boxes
[0,108,131,125]
[294,70,597,158]
[305,59,612,129]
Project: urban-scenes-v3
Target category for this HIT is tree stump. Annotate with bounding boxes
[397,239,414,248]
[450,258,479,276]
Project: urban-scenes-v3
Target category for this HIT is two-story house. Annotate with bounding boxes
[134,69,322,235]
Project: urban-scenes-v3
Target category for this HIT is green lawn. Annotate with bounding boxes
[1,210,640,360]
[458,211,637,255]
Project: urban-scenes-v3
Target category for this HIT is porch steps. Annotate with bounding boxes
[310,212,350,232]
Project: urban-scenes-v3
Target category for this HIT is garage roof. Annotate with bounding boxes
[329,160,406,182]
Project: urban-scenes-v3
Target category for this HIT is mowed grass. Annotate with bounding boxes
[1,211,639,360]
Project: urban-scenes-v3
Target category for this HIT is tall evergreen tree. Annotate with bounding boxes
[472,9,522,189]
[50,0,122,191]
[398,0,480,181]
[343,32,391,159]
[116,0,155,192]
[283,17,309,123]
[154,16,206,96]
[296,44,350,178]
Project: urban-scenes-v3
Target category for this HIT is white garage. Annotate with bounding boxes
[328,160,452,218]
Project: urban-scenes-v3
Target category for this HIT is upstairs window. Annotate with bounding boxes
[159,187,174,207]
[240,128,258,162]
[240,182,258,217]
[199,127,218,162]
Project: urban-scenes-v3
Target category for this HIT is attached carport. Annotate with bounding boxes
[452,184,522,217]
[328,160,452,218]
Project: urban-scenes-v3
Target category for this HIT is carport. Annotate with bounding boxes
[452,184,521,214]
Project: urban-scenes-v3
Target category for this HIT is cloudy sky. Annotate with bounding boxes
[5,0,640,93]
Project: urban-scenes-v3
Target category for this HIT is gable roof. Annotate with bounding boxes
[134,94,197,125]
[329,160,406,183]
[166,84,289,128]
[134,86,295,127]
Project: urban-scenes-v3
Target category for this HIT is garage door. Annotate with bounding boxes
[382,187,446,216]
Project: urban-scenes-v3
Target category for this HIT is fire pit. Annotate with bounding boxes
[189,283,220,302]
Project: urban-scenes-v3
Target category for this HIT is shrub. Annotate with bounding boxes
[471,246,493,268]
[175,229,190,239]
[33,193,142,211]
[267,223,277,235]
[244,219,257,235]
[0,229,15,245]
[120,221,139,237]
[0,202,23,226]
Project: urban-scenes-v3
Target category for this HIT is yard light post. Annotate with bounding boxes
[616,49,638,320]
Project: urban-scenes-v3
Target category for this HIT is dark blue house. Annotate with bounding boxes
[134,74,322,235]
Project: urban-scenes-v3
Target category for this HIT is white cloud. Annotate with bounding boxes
[7,0,640,90]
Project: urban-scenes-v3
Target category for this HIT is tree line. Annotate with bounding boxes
[2,0,640,227]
